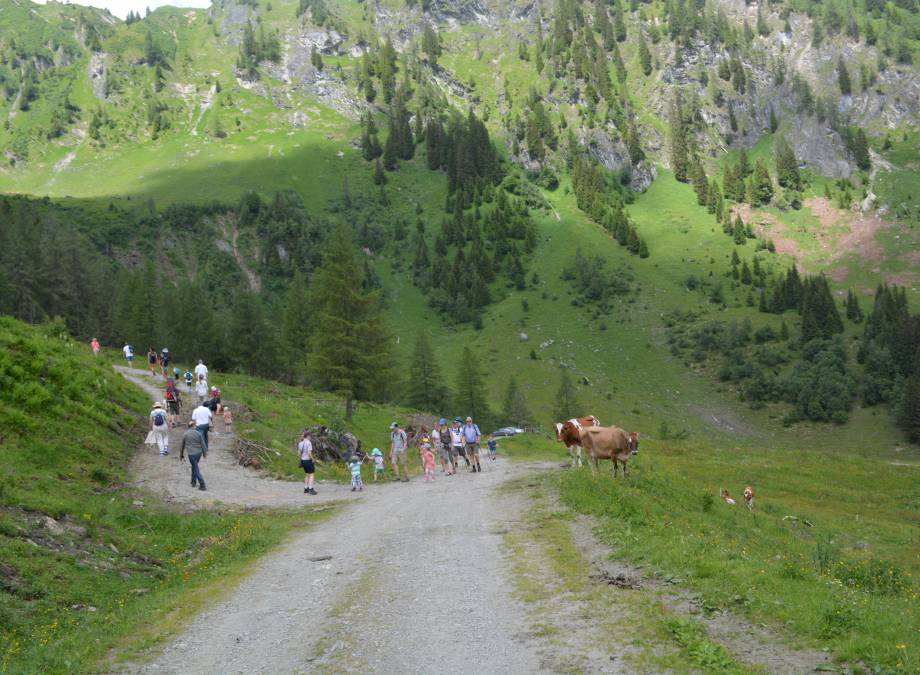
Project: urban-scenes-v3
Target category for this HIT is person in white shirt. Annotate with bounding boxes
[123,344,134,367]
[194,360,208,380]
[196,375,209,405]
[149,402,170,456]
[191,403,213,451]
[298,431,316,495]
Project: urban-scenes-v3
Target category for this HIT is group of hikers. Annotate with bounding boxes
[144,357,231,492]
[114,341,231,492]
[297,417,499,495]
[106,340,500,497]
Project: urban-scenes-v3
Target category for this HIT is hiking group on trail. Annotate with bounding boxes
[108,340,500,498]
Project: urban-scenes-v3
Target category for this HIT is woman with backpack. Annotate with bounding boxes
[147,347,159,377]
[148,401,171,456]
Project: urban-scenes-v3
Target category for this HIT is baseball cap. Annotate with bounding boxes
[390,422,398,429]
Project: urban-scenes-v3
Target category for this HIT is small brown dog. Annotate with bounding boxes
[720,488,736,505]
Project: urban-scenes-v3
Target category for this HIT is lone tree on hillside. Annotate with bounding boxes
[308,224,392,420]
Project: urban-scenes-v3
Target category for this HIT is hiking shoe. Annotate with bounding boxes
[198,485,207,491]
[191,481,197,487]
[310,489,318,495]
[304,488,309,494]
[401,478,409,482]
[351,487,356,492]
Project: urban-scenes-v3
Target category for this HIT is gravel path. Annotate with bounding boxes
[126,458,544,674]
[118,366,359,508]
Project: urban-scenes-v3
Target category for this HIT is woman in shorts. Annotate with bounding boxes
[299,430,317,495]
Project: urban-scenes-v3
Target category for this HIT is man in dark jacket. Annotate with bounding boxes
[180,420,207,491]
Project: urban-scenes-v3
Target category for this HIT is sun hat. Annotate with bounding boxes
[153,401,163,408]
[454,417,462,423]
[439,418,447,425]
[422,436,430,444]
[372,448,382,456]
[390,422,399,429]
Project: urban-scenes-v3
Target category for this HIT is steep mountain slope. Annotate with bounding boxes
[1,0,919,445]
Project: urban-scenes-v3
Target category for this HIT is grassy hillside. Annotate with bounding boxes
[552,437,920,672]
[0,317,329,672]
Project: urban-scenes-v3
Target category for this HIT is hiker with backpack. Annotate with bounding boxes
[165,377,182,428]
[148,402,171,456]
[462,416,482,473]
[123,343,134,367]
[147,347,159,377]
[160,347,171,380]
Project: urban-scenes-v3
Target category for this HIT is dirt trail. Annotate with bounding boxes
[124,458,547,674]
[117,366,358,508]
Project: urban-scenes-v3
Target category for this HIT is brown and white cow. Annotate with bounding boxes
[578,425,640,477]
[553,415,600,467]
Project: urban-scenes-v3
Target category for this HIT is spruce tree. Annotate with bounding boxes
[837,57,851,95]
[752,160,774,205]
[800,274,843,342]
[669,92,690,182]
[502,377,532,427]
[852,128,871,170]
[407,332,449,411]
[555,369,581,420]
[638,32,652,76]
[280,272,311,384]
[228,287,279,377]
[309,224,392,419]
[898,373,920,442]
[455,346,491,425]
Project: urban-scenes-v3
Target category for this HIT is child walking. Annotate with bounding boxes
[422,443,436,482]
[223,407,233,433]
[371,448,385,481]
[349,454,364,492]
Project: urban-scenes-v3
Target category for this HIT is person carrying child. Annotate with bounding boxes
[371,448,385,481]
[349,454,364,492]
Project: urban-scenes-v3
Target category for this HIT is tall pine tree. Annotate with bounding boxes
[309,224,392,419]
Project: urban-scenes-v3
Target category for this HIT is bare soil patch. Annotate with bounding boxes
[738,205,805,265]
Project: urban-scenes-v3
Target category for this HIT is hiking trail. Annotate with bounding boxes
[117,366,358,508]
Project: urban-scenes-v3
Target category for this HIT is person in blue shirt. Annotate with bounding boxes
[462,416,482,473]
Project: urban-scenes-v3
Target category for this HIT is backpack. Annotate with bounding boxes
[153,410,166,427]
[165,382,176,401]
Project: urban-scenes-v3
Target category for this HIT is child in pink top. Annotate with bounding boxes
[223,407,233,433]
[422,445,436,482]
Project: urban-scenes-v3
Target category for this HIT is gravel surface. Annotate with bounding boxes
[118,367,359,508]
[126,458,544,674]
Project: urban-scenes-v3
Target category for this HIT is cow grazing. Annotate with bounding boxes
[553,415,600,467]
[577,425,640,477]
[743,486,754,510]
